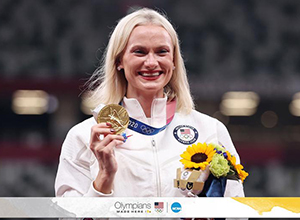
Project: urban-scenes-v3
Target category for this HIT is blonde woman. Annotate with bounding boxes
[55,7,245,205]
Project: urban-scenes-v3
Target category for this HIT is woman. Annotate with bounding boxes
[55,8,245,200]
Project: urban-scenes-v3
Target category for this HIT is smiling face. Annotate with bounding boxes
[119,25,174,99]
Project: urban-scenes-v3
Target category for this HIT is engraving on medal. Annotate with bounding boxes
[97,104,129,134]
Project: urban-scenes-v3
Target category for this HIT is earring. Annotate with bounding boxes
[117,66,122,71]
[173,66,176,70]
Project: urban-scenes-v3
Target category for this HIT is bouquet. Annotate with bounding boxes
[174,142,248,197]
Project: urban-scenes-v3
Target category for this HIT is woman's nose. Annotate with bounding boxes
[144,53,158,69]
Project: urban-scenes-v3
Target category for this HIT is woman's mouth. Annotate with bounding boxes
[138,71,162,77]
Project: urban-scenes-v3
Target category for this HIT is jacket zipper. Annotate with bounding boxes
[151,137,162,197]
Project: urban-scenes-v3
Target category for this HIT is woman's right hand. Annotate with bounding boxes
[89,122,124,194]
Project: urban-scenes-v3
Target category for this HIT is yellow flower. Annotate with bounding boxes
[180,143,216,170]
[227,151,249,182]
[235,164,249,182]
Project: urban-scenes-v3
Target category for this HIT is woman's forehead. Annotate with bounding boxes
[127,25,173,45]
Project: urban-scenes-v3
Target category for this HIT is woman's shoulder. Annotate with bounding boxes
[176,109,228,132]
[66,117,96,143]
[58,117,96,160]
[68,103,104,137]
[182,109,220,123]
[191,109,228,129]
[70,116,96,131]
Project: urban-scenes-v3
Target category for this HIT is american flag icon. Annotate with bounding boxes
[154,202,164,213]
[180,128,190,134]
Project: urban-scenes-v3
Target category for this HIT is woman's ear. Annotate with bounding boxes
[116,59,124,71]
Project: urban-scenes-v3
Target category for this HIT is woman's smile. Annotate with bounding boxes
[138,70,163,79]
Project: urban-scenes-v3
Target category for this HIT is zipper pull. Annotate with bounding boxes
[151,139,156,147]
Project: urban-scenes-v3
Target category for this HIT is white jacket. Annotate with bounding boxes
[55,96,245,218]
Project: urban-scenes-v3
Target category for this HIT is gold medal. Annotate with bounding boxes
[97,104,129,134]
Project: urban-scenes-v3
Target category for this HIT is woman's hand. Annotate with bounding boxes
[89,122,124,194]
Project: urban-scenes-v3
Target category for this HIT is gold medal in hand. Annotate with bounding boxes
[97,104,129,134]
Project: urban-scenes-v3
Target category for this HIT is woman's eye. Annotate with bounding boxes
[134,50,145,54]
[159,49,168,54]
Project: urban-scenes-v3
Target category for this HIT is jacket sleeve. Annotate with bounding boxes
[54,123,113,197]
[216,120,245,198]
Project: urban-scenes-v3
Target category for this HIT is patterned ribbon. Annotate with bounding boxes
[122,99,176,136]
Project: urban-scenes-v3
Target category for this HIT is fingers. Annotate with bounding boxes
[89,122,125,175]
[99,134,124,147]
[91,137,124,174]
[90,134,124,154]
[90,122,115,143]
[95,138,123,172]
[90,123,125,160]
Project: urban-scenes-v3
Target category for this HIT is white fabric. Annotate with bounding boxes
[55,97,245,219]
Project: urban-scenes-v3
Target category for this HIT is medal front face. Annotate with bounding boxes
[97,104,129,134]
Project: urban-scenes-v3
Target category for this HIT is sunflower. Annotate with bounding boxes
[226,152,249,182]
[180,143,216,170]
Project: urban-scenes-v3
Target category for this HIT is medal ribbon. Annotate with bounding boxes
[123,99,176,136]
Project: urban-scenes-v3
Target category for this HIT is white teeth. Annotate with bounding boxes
[140,72,160,76]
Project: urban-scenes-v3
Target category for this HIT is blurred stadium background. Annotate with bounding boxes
[1,0,300,205]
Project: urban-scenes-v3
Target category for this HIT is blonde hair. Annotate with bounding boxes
[86,8,194,114]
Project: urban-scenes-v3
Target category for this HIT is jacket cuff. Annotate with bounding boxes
[224,179,245,197]
[85,181,114,197]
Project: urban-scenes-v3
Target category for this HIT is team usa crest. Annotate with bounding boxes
[173,125,198,145]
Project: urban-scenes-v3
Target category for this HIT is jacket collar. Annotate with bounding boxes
[122,96,167,127]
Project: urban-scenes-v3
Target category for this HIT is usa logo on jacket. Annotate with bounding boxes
[173,125,198,145]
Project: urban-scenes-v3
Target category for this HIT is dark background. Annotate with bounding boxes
[0,1,299,218]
